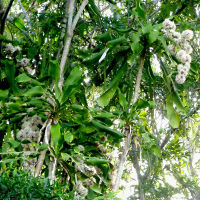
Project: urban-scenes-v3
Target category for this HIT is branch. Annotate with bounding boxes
[49,155,58,184]
[132,55,146,104]
[190,0,200,21]
[112,126,132,191]
[59,0,88,90]
[130,137,145,200]
[160,131,171,149]
[35,120,52,177]
[56,1,69,60]
[26,0,36,13]
[113,51,146,192]
[71,0,88,31]
[168,168,195,198]
[17,0,32,30]
[58,0,75,90]
[1,0,14,34]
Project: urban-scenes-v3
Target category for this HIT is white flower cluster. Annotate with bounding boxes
[82,177,96,187]
[162,19,193,84]
[17,115,42,171]
[74,170,96,199]
[18,57,30,67]
[5,44,21,54]
[22,158,37,171]
[75,163,96,177]
[78,145,85,151]
[75,181,88,198]
[17,115,42,142]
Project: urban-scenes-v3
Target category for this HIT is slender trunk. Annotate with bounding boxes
[56,1,69,60]
[0,0,14,53]
[35,120,52,177]
[113,53,146,191]
[49,156,58,184]
[58,0,88,91]
[131,138,145,200]
[112,126,132,191]
[0,0,14,34]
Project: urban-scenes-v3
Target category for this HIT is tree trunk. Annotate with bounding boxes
[112,54,146,191]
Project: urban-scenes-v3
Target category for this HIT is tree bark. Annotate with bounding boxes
[58,0,88,90]
[112,126,132,191]
[131,137,145,200]
[0,0,14,53]
[113,54,146,191]
[35,120,52,177]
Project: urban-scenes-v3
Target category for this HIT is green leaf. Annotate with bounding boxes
[89,0,102,17]
[94,31,112,42]
[16,73,42,86]
[97,87,117,107]
[7,103,22,111]
[50,123,62,154]
[152,145,162,157]
[105,0,116,4]
[79,126,95,134]
[91,120,122,138]
[61,153,71,161]
[8,139,20,148]
[131,33,141,54]
[97,64,128,107]
[83,49,105,63]
[87,157,108,165]
[16,73,32,82]
[90,184,102,194]
[148,101,156,108]
[38,144,49,151]
[28,47,38,59]
[166,94,174,119]
[142,133,152,143]
[172,92,186,114]
[24,86,44,97]
[64,132,74,144]
[148,30,159,44]
[63,68,82,89]
[0,89,9,99]
[136,0,146,19]
[158,36,170,56]
[118,88,128,109]
[3,60,18,93]
[166,94,180,128]
[13,17,26,30]
[71,104,86,112]
[170,111,180,129]
[107,36,126,48]
[49,60,60,84]
[142,23,152,34]
[62,68,82,101]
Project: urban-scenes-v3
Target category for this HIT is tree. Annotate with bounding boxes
[0,0,199,199]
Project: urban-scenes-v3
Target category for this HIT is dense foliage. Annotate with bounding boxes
[0,170,65,200]
[0,0,200,199]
